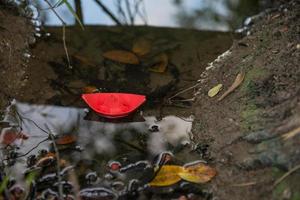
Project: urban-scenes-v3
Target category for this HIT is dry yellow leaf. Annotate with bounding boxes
[178,162,216,184]
[149,53,168,73]
[103,50,139,64]
[218,72,245,101]
[149,165,183,187]
[208,84,223,97]
[132,38,151,56]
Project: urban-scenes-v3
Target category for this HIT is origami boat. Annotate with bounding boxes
[81,93,146,118]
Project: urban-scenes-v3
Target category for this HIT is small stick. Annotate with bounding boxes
[230,181,257,187]
[43,0,72,69]
[62,25,72,69]
[281,126,300,140]
[94,0,122,25]
[273,164,300,187]
[125,0,134,25]
[168,83,201,101]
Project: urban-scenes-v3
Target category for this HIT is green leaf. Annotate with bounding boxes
[62,0,84,30]
[0,175,9,193]
[25,171,37,185]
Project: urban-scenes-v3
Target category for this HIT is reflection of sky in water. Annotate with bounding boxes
[35,0,229,30]
[1,101,193,182]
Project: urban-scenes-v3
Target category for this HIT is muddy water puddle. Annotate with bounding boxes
[0,100,212,199]
[0,25,233,199]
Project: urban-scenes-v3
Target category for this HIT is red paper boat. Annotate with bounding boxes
[82,93,146,118]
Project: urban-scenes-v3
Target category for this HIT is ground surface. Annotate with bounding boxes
[0,0,299,199]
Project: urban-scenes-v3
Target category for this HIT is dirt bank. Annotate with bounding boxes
[193,0,300,199]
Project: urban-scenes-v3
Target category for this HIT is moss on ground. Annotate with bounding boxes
[239,66,268,132]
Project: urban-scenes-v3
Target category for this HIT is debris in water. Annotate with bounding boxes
[149,160,216,186]
[149,53,168,73]
[108,161,122,171]
[79,187,118,200]
[149,165,182,187]
[85,172,98,185]
[132,37,152,56]
[55,134,77,145]
[103,50,139,64]
[178,161,216,184]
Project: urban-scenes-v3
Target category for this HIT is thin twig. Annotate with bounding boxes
[115,0,128,24]
[43,0,66,25]
[273,164,300,187]
[16,138,49,158]
[138,0,148,24]
[281,126,300,140]
[94,0,122,25]
[168,83,201,102]
[74,0,83,26]
[230,181,257,187]
[62,26,72,69]
[43,0,72,69]
[170,97,196,102]
[16,111,49,136]
[125,0,134,25]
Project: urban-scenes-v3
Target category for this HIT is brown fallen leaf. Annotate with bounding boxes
[149,53,168,73]
[83,86,99,94]
[149,165,183,187]
[178,162,216,184]
[132,38,151,56]
[0,129,29,145]
[73,54,95,66]
[103,50,139,65]
[218,72,245,101]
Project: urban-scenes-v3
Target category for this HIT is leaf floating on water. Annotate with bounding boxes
[73,54,95,66]
[208,84,223,97]
[132,38,151,56]
[56,135,77,145]
[178,162,216,184]
[103,50,139,64]
[218,72,245,101]
[149,53,168,73]
[83,86,99,94]
[0,129,29,145]
[149,165,183,187]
